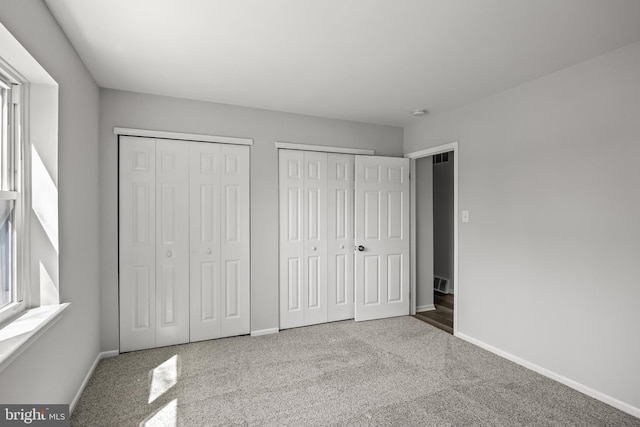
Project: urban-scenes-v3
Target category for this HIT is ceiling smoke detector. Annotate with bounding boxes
[411,109,428,117]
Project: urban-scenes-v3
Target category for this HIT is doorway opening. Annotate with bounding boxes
[407,142,458,335]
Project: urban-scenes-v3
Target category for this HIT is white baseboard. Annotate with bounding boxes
[416,304,435,312]
[456,332,640,419]
[71,350,118,413]
[251,327,279,337]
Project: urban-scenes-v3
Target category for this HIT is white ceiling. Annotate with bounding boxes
[45,0,640,126]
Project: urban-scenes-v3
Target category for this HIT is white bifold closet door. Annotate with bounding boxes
[119,136,249,352]
[155,139,191,348]
[119,136,160,352]
[279,149,354,329]
[327,154,355,322]
[119,136,190,351]
[189,142,250,342]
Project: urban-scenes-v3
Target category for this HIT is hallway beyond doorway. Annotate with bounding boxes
[414,292,453,334]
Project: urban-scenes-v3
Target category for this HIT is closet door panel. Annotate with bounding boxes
[220,144,250,337]
[327,154,355,321]
[155,139,190,347]
[119,136,157,352]
[302,151,328,326]
[279,150,305,329]
[189,142,222,342]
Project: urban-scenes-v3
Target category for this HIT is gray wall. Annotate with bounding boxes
[30,84,59,306]
[415,157,433,309]
[0,0,100,404]
[404,41,640,410]
[433,154,454,283]
[99,89,404,350]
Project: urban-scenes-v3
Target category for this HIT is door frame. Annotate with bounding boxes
[405,141,459,336]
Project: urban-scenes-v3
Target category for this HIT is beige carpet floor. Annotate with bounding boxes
[71,317,640,426]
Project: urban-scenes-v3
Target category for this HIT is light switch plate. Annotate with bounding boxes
[462,210,469,223]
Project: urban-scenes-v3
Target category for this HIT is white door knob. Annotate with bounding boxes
[206,248,212,254]
[340,245,345,249]
[312,246,317,251]
[167,250,172,257]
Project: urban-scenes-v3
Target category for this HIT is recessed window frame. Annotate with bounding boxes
[0,22,69,375]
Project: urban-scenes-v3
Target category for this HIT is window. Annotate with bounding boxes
[0,22,67,371]
[0,69,24,319]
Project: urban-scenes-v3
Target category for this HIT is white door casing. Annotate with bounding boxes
[406,141,459,334]
[155,139,190,347]
[355,156,410,321]
[119,136,157,352]
[327,154,355,321]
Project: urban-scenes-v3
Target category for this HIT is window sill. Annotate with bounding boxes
[0,303,70,374]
